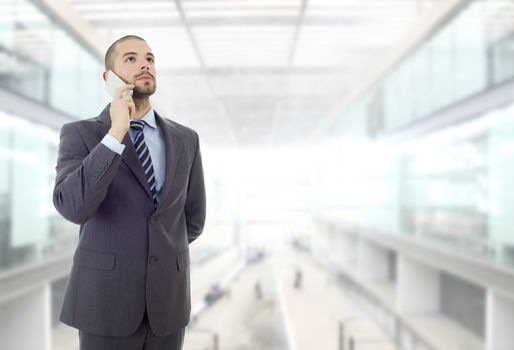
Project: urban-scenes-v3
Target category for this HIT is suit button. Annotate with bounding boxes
[149,256,158,264]
[150,217,157,224]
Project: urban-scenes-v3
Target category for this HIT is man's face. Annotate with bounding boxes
[108,39,157,97]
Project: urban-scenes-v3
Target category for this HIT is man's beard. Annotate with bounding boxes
[132,82,156,98]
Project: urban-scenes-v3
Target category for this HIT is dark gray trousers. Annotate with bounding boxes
[79,311,185,350]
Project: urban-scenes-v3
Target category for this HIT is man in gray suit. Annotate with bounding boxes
[53,35,206,350]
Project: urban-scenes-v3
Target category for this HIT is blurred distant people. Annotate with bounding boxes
[292,237,310,252]
[254,280,263,300]
[205,283,226,306]
[52,35,206,350]
[247,248,267,264]
[294,268,303,290]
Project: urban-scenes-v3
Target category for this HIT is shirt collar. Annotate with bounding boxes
[133,107,156,129]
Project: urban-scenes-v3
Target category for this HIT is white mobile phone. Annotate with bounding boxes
[105,70,133,98]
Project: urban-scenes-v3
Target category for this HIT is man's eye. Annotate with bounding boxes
[126,57,135,62]
[148,57,154,63]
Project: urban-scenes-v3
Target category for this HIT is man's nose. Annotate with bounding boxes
[140,60,150,70]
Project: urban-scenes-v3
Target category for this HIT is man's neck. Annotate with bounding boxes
[132,98,152,120]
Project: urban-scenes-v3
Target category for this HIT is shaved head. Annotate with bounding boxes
[104,35,146,71]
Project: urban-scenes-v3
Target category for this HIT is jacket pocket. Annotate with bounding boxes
[176,250,190,271]
[73,247,116,271]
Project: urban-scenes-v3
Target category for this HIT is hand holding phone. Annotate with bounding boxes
[105,70,135,142]
[105,70,133,98]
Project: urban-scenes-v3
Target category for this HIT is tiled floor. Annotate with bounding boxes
[186,245,398,350]
[185,258,289,350]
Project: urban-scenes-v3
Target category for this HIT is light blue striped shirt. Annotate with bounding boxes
[101,108,166,204]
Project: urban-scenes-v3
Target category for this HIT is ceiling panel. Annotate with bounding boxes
[67,0,438,148]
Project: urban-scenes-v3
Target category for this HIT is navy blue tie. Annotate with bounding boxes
[130,120,157,207]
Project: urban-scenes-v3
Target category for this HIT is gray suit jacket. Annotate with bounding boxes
[53,104,206,337]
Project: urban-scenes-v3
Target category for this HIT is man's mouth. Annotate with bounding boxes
[137,74,153,81]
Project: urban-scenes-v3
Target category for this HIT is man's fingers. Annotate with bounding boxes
[114,84,135,100]
[121,90,133,98]
[127,102,135,118]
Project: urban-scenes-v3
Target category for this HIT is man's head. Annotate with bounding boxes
[103,35,156,98]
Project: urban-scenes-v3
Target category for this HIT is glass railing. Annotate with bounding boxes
[0,112,78,274]
[338,272,436,350]
[0,0,108,119]
[0,0,110,273]
[317,100,514,270]
[334,0,514,138]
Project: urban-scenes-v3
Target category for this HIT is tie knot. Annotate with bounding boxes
[130,120,145,132]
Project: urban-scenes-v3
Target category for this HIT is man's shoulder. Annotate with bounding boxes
[158,115,199,140]
[62,103,108,131]
[61,116,98,131]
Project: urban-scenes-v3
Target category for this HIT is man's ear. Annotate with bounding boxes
[102,71,108,81]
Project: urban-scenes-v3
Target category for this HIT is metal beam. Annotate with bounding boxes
[154,66,349,75]
[380,77,514,143]
[38,0,108,59]
[0,252,73,304]
[0,87,76,130]
[87,15,367,27]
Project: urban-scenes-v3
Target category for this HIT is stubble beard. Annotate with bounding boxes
[133,81,156,99]
[132,81,156,109]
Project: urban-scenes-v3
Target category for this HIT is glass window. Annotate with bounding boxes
[11,119,51,249]
[383,72,398,131]
[50,30,80,115]
[395,61,414,127]
[0,0,105,118]
[0,112,12,269]
[453,1,487,99]
[13,0,53,103]
[78,51,107,118]
[487,105,514,264]
[482,0,514,85]
[429,22,455,112]
[411,45,431,120]
[0,112,76,273]
[0,0,15,51]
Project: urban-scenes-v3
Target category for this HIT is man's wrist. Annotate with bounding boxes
[108,128,126,143]
[102,134,125,155]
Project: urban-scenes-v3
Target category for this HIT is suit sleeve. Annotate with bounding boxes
[185,131,206,244]
[53,123,122,225]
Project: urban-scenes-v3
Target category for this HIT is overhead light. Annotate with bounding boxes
[193,25,295,33]
[74,1,177,12]
[183,0,301,10]
[83,11,180,20]
[186,9,300,17]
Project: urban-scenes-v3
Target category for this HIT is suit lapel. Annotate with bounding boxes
[95,104,183,210]
[154,110,183,211]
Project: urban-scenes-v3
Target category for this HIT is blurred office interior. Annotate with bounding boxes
[1,0,514,349]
